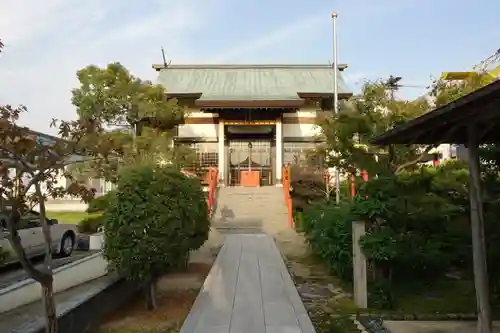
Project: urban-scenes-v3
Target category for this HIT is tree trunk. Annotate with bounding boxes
[41,277,58,333]
[145,278,157,310]
[36,184,58,333]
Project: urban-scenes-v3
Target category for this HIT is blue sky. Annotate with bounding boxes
[0,0,499,134]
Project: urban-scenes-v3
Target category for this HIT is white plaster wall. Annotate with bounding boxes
[283,123,321,138]
[178,124,218,138]
[437,143,454,159]
[178,111,218,138]
[283,110,321,138]
[184,111,218,118]
[282,110,318,118]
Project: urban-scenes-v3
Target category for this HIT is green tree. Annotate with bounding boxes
[318,78,432,178]
[71,63,189,180]
[103,163,210,310]
[430,74,500,171]
[72,62,183,131]
[0,108,113,333]
[0,37,116,333]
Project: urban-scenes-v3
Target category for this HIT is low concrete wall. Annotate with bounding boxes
[12,275,143,333]
[43,202,88,212]
[0,252,107,313]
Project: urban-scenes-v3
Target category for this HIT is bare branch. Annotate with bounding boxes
[394,144,439,173]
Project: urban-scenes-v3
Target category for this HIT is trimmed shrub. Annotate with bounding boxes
[299,201,354,280]
[77,216,104,234]
[87,191,115,214]
[103,163,210,284]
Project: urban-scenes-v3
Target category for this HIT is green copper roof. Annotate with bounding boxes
[155,64,351,100]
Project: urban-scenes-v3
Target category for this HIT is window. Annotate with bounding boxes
[189,143,219,169]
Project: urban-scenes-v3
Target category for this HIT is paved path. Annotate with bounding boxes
[180,234,316,333]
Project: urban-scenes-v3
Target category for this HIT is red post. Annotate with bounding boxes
[351,174,356,197]
[361,169,369,199]
[361,169,368,181]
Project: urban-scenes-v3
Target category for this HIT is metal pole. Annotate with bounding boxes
[332,12,341,204]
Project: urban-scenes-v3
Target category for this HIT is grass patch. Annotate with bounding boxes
[392,278,477,314]
[47,211,100,225]
[310,313,360,333]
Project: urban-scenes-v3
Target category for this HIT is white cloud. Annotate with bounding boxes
[0,0,429,135]
[0,0,215,134]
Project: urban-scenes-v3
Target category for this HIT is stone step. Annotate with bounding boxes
[213,187,290,234]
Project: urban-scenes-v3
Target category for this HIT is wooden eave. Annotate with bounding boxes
[194,99,305,108]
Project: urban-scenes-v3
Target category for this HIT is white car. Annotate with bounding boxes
[0,209,78,266]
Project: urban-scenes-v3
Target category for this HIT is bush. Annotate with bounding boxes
[300,163,473,284]
[353,172,466,280]
[87,191,115,213]
[299,201,354,280]
[78,215,104,234]
[103,164,210,282]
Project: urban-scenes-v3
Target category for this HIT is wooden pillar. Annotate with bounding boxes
[352,220,368,308]
[467,124,491,333]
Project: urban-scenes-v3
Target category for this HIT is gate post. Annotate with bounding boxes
[352,220,368,308]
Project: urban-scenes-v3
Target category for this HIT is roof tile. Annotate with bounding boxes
[156,65,351,100]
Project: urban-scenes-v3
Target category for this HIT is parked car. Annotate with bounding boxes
[0,208,78,266]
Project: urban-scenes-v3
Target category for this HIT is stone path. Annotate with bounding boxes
[179,233,316,333]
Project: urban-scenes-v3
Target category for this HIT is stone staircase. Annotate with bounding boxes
[212,186,289,235]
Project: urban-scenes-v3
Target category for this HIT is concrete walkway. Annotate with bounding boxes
[180,234,316,333]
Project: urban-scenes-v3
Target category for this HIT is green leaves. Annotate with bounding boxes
[299,201,354,280]
[300,161,475,285]
[72,62,184,130]
[102,164,210,282]
[318,78,432,175]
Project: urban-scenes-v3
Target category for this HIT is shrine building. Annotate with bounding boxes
[153,64,352,187]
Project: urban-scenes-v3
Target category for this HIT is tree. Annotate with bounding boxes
[318,78,432,179]
[103,163,210,310]
[71,63,187,180]
[0,106,114,332]
[0,37,109,333]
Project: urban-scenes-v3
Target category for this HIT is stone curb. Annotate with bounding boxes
[356,312,477,321]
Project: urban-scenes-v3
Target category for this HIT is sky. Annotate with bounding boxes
[0,0,499,134]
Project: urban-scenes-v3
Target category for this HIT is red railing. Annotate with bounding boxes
[206,167,218,217]
[282,167,294,228]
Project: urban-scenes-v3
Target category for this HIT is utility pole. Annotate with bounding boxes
[332,12,341,204]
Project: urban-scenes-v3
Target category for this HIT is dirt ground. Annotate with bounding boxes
[97,229,224,333]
